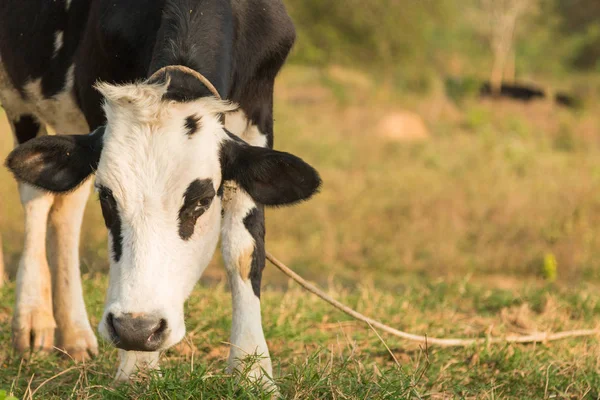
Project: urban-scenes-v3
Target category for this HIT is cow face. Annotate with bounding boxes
[6,80,321,352]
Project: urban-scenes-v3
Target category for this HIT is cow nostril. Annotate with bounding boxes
[106,312,117,339]
[147,319,168,345]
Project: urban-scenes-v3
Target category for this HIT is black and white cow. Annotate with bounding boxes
[0,0,320,381]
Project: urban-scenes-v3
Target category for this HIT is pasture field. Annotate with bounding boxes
[1,66,600,398]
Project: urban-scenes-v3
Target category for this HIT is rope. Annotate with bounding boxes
[151,65,600,347]
[266,252,600,347]
[147,65,222,100]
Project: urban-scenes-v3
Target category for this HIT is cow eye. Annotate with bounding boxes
[178,179,215,240]
[198,197,213,210]
[96,185,123,262]
[98,186,118,228]
[99,188,110,202]
[186,196,213,220]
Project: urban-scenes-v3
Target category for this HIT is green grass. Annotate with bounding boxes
[2,65,600,398]
[1,277,599,399]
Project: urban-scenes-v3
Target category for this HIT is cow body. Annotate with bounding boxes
[1,0,317,382]
[1,0,294,140]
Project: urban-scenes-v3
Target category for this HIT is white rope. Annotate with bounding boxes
[147,65,221,100]
[266,252,600,347]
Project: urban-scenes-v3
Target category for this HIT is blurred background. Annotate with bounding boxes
[2,0,600,288]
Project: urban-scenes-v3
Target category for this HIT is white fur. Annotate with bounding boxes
[222,108,273,379]
[3,61,274,378]
[53,31,63,58]
[23,64,89,134]
[1,62,56,350]
[0,61,32,145]
[225,109,268,147]
[49,180,98,357]
[95,83,235,353]
[13,184,56,350]
[23,66,95,357]
[221,187,273,379]
[93,81,275,381]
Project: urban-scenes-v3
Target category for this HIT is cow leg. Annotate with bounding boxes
[47,179,98,361]
[3,110,57,353]
[221,108,273,381]
[31,91,98,361]
[221,188,272,381]
[13,183,56,353]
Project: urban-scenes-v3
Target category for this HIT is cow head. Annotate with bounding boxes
[5,78,321,352]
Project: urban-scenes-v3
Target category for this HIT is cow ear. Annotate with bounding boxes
[5,127,105,193]
[220,140,321,206]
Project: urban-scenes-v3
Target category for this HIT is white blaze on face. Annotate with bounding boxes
[94,81,237,349]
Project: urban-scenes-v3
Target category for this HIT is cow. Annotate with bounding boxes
[480,82,546,102]
[0,0,321,382]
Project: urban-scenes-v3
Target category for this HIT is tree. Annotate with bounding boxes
[478,0,538,94]
[553,0,600,70]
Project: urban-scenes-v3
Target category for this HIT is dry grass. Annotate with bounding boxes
[1,275,599,398]
[1,65,600,398]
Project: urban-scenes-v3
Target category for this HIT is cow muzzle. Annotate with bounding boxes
[105,312,169,351]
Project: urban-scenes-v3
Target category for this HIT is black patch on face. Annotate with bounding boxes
[178,179,216,240]
[184,114,201,137]
[98,186,123,262]
[243,206,266,298]
[13,114,41,144]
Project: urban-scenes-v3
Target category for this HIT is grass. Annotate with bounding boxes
[1,277,599,398]
[1,64,600,398]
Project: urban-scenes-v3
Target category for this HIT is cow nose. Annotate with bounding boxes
[106,313,168,351]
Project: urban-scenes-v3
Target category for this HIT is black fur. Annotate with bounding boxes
[148,0,295,148]
[220,139,321,206]
[75,0,165,127]
[2,0,298,177]
[0,0,92,98]
[184,114,201,137]
[178,179,215,240]
[13,115,42,144]
[243,206,265,297]
[150,0,234,100]
[223,128,245,143]
[5,126,105,193]
[98,186,123,262]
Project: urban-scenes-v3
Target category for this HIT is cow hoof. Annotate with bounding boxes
[57,327,99,362]
[228,358,278,396]
[12,308,56,354]
[252,371,279,397]
[57,326,98,362]
[62,347,97,362]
